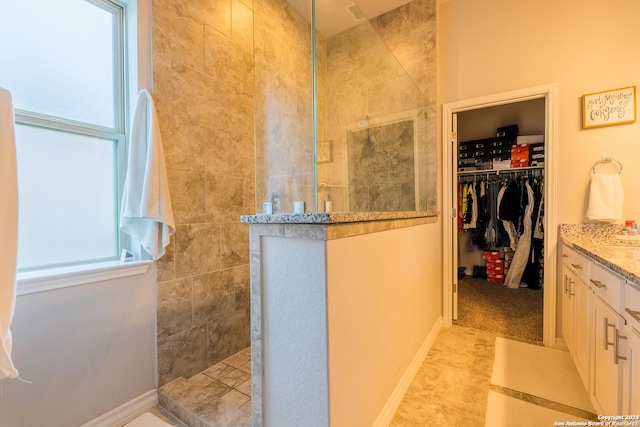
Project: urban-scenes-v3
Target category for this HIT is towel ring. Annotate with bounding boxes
[592,157,623,174]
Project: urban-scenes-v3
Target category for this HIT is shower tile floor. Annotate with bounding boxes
[154,326,595,426]
[157,347,252,427]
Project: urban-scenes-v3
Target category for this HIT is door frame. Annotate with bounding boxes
[441,84,559,348]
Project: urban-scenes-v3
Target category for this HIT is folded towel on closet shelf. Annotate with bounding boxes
[0,87,19,380]
[586,173,623,221]
[120,89,175,260]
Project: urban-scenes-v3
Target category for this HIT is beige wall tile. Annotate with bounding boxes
[159,115,191,172]
[193,270,234,326]
[190,120,234,176]
[167,169,206,224]
[153,0,204,72]
[156,239,175,283]
[232,0,254,52]
[220,223,249,268]
[204,26,244,87]
[188,0,231,38]
[158,325,208,385]
[157,277,193,340]
[205,175,245,223]
[175,223,221,278]
[153,0,254,386]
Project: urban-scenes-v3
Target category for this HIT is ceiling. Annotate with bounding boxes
[286,0,413,37]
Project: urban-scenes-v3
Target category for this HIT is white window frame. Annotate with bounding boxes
[16,0,153,294]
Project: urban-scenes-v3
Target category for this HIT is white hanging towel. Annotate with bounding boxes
[0,87,19,379]
[586,173,623,221]
[120,89,175,260]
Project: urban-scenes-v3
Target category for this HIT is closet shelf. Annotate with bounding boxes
[457,165,544,176]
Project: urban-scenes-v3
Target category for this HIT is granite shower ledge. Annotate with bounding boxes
[241,211,439,241]
[240,210,438,224]
[560,223,640,285]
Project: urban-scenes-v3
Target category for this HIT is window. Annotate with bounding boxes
[0,0,127,271]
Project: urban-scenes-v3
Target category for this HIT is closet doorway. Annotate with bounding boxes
[442,84,559,348]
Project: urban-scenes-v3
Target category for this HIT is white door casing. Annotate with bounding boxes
[441,84,559,348]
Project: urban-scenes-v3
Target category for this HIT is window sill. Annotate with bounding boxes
[17,260,154,296]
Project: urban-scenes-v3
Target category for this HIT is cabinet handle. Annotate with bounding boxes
[569,279,575,297]
[614,328,627,365]
[604,317,616,351]
[625,307,640,323]
[571,263,583,270]
[562,254,569,258]
[564,275,568,294]
[590,279,607,290]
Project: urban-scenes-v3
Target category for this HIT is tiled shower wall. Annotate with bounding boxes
[253,0,325,213]
[346,120,417,211]
[151,0,255,386]
[147,0,436,386]
[319,0,437,212]
[372,0,438,210]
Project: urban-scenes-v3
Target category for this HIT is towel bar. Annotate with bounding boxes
[592,156,622,174]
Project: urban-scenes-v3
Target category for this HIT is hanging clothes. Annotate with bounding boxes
[458,183,464,229]
[471,180,488,248]
[521,177,544,289]
[504,179,534,289]
[497,180,517,250]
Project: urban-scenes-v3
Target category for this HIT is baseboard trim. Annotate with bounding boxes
[80,389,158,427]
[373,317,444,427]
[555,337,568,350]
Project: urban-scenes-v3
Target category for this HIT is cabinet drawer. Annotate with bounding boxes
[625,281,640,334]
[590,262,623,313]
[571,251,590,284]
[561,243,574,266]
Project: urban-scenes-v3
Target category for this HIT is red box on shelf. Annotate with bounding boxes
[483,250,500,261]
[488,274,504,284]
[511,144,530,168]
[487,262,504,274]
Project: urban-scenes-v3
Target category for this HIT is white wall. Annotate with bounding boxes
[261,237,329,427]
[326,223,443,427]
[256,221,443,427]
[439,0,640,224]
[0,268,156,427]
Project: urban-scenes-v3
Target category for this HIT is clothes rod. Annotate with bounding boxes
[457,166,544,176]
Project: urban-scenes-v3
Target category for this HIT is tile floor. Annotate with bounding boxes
[157,347,252,427]
[390,325,596,426]
[154,326,596,427]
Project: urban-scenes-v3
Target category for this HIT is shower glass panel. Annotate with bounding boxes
[254,0,435,213]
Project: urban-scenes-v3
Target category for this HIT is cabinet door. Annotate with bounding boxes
[573,277,590,390]
[561,243,574,266]
[591,294,623,414]
[622,325,640,414]
[562,264,575,353]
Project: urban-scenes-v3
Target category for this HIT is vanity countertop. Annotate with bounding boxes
[560,223,640,284]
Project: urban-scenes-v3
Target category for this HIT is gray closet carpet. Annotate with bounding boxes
[455,276,544,342]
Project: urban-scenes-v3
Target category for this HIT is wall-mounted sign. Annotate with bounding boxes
[582,86,636,129]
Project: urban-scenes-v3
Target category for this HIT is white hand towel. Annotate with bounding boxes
[0,87,19,380]
[586,173,624,221]
[120,90,175,260]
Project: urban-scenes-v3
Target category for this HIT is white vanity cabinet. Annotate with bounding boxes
[589,261,626,415]
[560,244,590,389]
[622,281,640,414]
[623,322,640,414]
[591,291,625,414]
[573,264,591,389]
[560,241,639,414]
[561,262,576,352]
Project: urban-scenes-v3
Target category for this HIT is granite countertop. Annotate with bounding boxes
[560,223,640,284]
[240,210,438,224]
